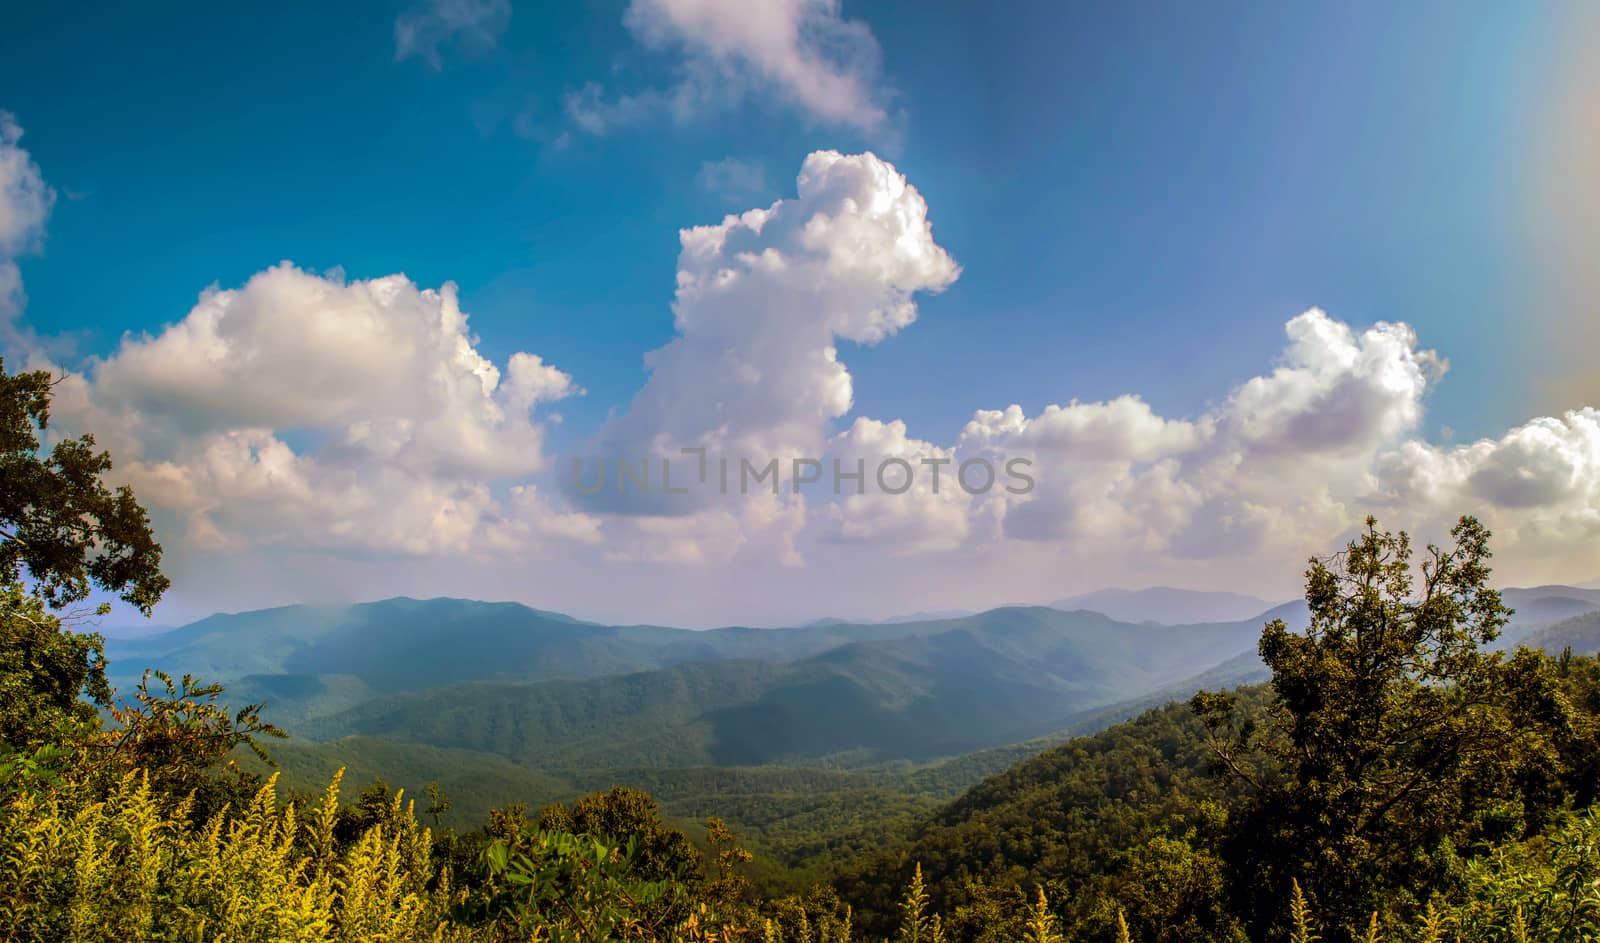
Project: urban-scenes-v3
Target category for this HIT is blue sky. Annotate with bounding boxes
[3,1,1597,626]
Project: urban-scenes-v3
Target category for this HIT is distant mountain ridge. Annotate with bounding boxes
[104,595,1313,770]
[103,586,1592,780]
[107,594,1293,693]
[1522,611,1600,656]
[1048,587,1283,625]
[292,605,1284,767]
[1499,586,1600,646]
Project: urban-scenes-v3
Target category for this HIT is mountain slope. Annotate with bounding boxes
[1523,611,1600,656]
[108,597,1292,737]
[105,598,670,691]
[295,606,1277,767]
[1500,588,1600,645]
[837,686,1275,938]
[106,597,991,693]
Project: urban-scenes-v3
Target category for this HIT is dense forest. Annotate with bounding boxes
[8,355,1600,943]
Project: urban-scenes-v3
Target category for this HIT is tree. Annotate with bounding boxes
[0,584,110,752]
[1193,516,1570,939]
[0,360,282,805]
[95,669,284,810]
[0,358,170,756]
[0,359,168,615]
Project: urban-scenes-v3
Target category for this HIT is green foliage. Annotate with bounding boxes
[538,786,705,891]
[1288,880,1319,943]
[478,829,687,942]
[0,359,168,615]
[839,690,1268,940]
[1024,886,1062,943]
[706,815,754,906]
[0,584,110,752]
[97,669,286,804]
[1431,807,1600,941]
[0,593,285,819]
[0,769,458,943]
[1194,516,1576,939]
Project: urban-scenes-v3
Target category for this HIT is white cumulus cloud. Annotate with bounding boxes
[571,149,958,564]
[49,264,597,561]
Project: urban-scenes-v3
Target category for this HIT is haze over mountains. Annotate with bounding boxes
[101,582,1600,773]
[106,595,1299,762]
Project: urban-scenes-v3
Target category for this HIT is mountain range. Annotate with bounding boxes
[101,583,1600,850]
[107,596,1304,764]
[105,584,1598,755]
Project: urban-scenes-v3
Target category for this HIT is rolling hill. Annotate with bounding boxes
[244,642,1285,884]
[287,604,1289,767]
[105,596,1300,738]
[1522,610,1600,656]
[835,685,1277,939]
[115,588,1306,876]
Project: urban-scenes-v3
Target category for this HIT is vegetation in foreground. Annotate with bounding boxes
[6,356,1600,941]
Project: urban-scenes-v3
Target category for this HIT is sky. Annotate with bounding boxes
[1,0,1597,627]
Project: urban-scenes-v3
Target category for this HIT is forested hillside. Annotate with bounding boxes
[285,607,1278,767]
[108,599,1288,731]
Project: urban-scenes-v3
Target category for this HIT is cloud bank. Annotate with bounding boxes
[8,134,1599,622]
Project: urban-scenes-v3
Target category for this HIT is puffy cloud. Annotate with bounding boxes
[962,397,1203,464]
[1371,409,1600,556]
[586,150,955,457]
[0,113,55,327]
[52,264,597,559]
[1464,412,1600,510]
[897,308,1600,587]
[89,264,575,477]
[553,152,1600,588]
[941,311,1451,559]
[569,0,890,134]
[394,0,511,69]
[570,150,958,553]
[1221,312,1443,457]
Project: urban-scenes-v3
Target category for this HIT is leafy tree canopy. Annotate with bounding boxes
[0,359,168,616]
[1194,516,1573,939]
